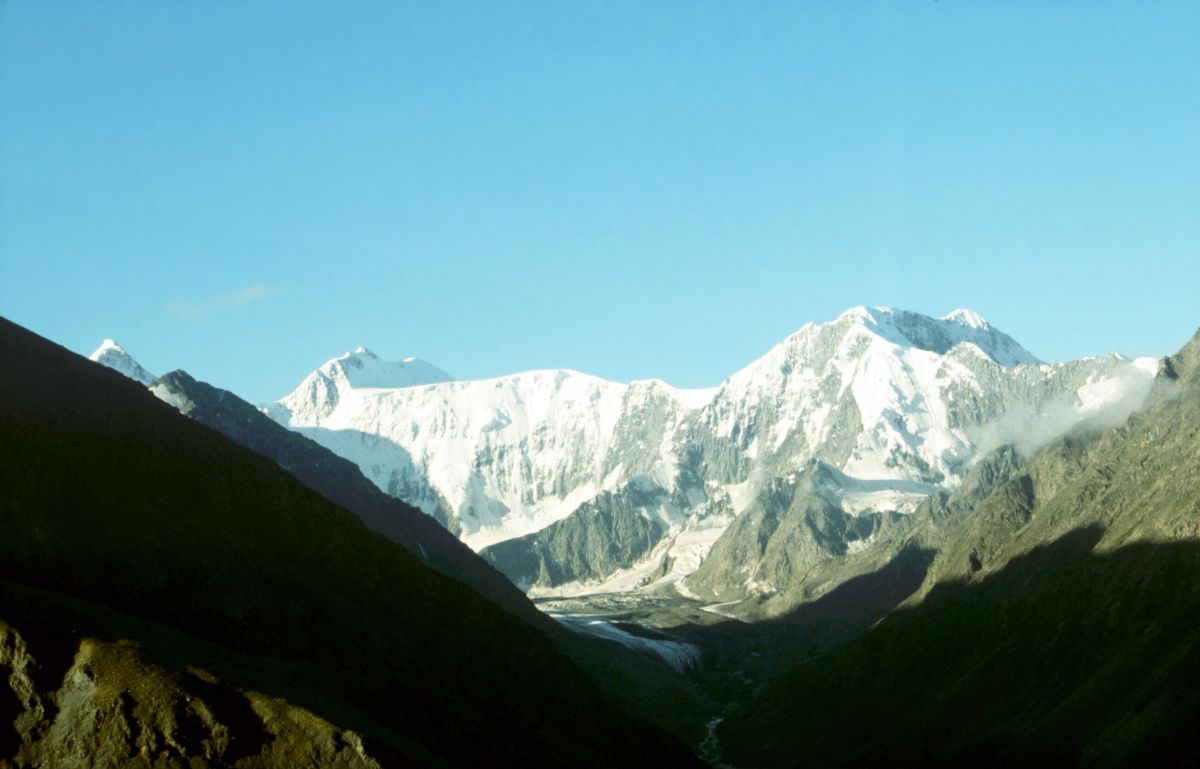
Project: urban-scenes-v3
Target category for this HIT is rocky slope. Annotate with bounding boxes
[1,317,704,769]
[1,607,381,769]
[266,307,1154,614]
[715,330,1200,768]
[481,479,675,589]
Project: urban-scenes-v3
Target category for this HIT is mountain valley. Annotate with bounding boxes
[0,318,705,768]
[7,306,1198,768]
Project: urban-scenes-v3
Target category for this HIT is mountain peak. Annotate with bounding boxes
[323,348,452,389]
[836,305,879,322]
[270,348,454,424]
[941,308,989,329]
[88,339,156,386]
[833,306,1039,366]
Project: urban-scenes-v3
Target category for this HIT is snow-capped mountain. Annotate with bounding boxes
[266,307,1157,605]
[89,339,156,386]
[268,347,453,426]
[270,358,709,545]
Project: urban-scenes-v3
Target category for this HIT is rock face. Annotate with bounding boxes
[683,461,909,605]
[482,480,674,590]
[715,329,1200,769]
[905,329,1200,594]
[267,307,1155,613]
[0,621,381,769]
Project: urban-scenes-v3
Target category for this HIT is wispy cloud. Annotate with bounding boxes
[164,283,282,320]
[967,365,1156,458]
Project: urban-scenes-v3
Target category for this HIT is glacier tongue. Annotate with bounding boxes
[265,308,1157,604]
[89,339,156,386]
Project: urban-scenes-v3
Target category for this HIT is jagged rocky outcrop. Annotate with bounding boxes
[482,480,674,589]
[0,621,381,769]
[684,462,910,605]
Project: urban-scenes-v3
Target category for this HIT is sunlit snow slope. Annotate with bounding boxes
[265,307,1156,597]
[88,339,156,386]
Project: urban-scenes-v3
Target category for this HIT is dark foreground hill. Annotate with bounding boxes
[0,317,704,769]
[717,331,1200,769]
[148,369,712,745]
[150,369,540,622]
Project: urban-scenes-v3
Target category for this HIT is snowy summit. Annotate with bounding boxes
[269,347,454,425]
[265,306,1153,572]
[89,339,156,386]
[829,306,1040,366]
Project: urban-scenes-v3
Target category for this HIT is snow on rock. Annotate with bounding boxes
[89,339,156,386]
[269,348,453,425]
[266,309,1154,594]
[268,352,714,549]
[941,308,988,329]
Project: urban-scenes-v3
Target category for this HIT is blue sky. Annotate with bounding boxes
[2,2,1197,402]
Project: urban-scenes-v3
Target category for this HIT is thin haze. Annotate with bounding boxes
[968,364,1160,459]
[1,2,1197,402]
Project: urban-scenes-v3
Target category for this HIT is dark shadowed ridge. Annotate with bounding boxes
[151,369,538,621]
[0,316,706,769]
[718,532,1200,769]
[148,368,714,745]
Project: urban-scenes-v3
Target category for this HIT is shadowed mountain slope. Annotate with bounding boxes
[147,369,713,746]
[151,369,536,621]
[717,330,1200,769]
[0,317,704,769]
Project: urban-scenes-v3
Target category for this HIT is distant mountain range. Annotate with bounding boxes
[244,307,1155,619]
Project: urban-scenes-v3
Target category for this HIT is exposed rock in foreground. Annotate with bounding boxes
[1,618,379,769]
